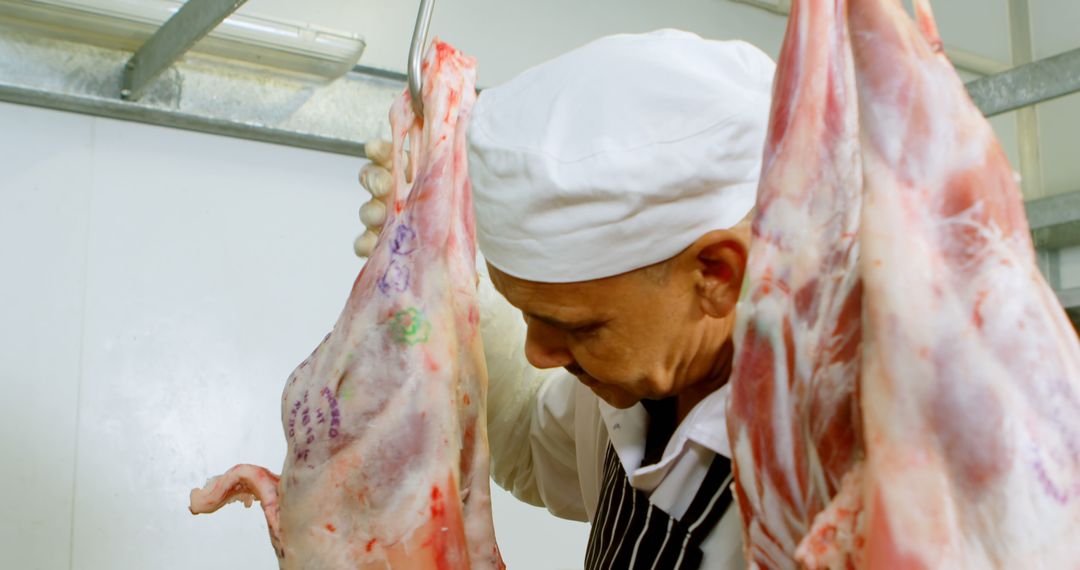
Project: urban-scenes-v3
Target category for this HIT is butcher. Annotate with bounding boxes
[355,30,774,569]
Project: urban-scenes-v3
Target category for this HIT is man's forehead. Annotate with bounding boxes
[488,263,610,320]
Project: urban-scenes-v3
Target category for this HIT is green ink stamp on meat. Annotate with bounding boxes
[390,307,431,345]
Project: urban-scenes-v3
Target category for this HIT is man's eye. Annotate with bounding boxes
[570,323,602,336]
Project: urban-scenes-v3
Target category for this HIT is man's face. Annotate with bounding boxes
[488,242,743,409]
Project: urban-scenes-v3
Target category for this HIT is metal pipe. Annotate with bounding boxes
[407,0,436,117]
[352,64,408,84]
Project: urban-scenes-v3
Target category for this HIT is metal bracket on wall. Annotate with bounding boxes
[121,0,248,101]
[968,47,1080,118]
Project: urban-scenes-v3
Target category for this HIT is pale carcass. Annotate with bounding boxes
[727,0,863,567]
[189,41,505,570]
[731,0,1080,567]
[837,0,1080,566]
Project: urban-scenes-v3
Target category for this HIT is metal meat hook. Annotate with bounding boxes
[407,0,436,117]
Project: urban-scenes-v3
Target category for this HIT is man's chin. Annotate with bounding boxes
[571,372,639,408]
[588,385,639,409]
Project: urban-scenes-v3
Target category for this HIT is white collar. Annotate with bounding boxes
[598,384,732,491]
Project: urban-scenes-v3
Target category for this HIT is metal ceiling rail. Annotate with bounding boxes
[0,80,368,156]
[352,64,409,83]
[121,0,248,101]
[968,47,1080,117]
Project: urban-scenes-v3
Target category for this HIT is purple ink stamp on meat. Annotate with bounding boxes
[321,387,342,438]
[391,224,418,255]
[378,259,410,295]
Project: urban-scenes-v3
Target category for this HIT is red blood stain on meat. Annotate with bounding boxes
[425,477,469,570]
[972,290,988,329]
[430,486,444,518]
[435,41,456,62]
[446,88,459,119]
[460,425,476,478]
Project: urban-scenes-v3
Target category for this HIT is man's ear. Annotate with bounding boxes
[691,229,748,319]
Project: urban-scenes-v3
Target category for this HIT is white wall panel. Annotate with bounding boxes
[67,117,364,569]
[0,103,587,569]
[1058,245,1080,290]
[1035,94,1080,197]
[1031,0,1080,59]
[0,102,92,570]
[1028,0,1080,198]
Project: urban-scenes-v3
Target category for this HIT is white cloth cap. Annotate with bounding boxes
[467,29,775,283]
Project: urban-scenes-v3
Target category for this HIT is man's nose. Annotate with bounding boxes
[523,319,573,369]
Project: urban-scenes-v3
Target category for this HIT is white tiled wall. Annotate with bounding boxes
[0,101,587,570]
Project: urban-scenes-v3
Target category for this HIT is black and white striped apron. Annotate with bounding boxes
[583,444,734,569]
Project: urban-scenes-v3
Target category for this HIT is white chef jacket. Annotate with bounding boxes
[478,269,744,569]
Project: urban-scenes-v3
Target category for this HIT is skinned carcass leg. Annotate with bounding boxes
[727,0,863,567]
